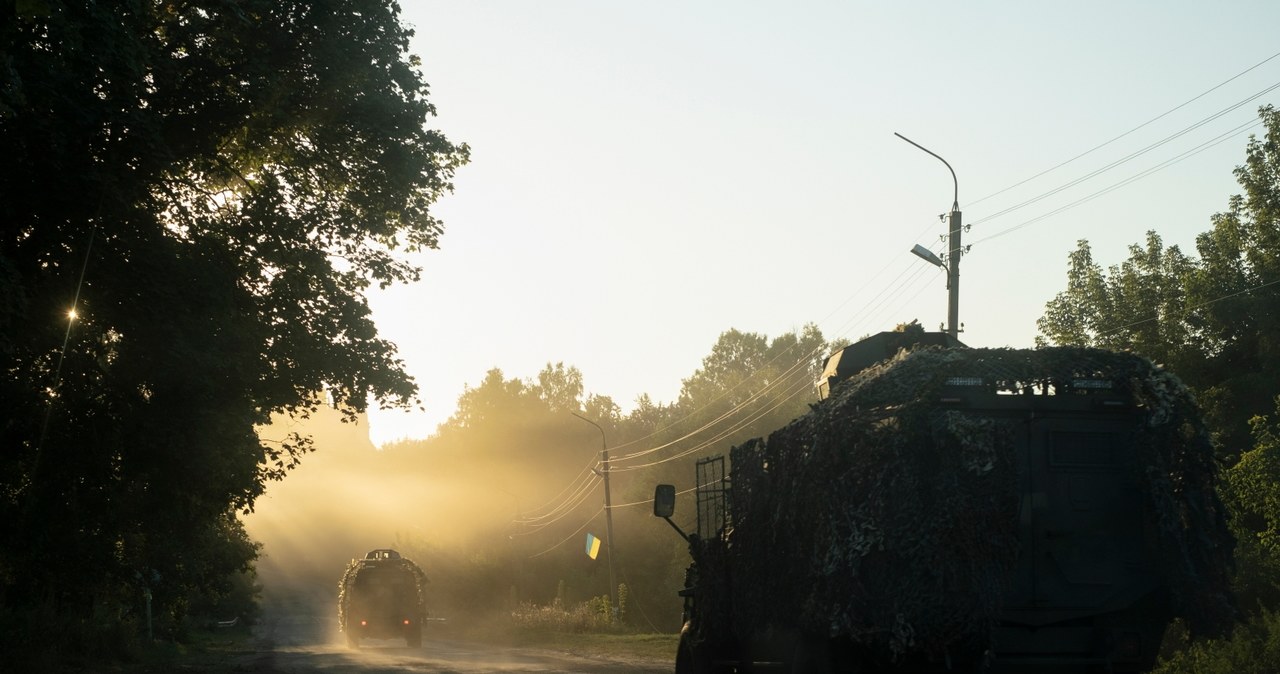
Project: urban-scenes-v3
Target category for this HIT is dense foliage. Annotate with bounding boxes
[1038,105,1280,665]
[0,0,465,660]
[1038,106,1280,460]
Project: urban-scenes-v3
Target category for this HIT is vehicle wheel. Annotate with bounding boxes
[675,625,718,674]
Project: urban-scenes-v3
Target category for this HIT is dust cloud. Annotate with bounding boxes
[243,405,610,636]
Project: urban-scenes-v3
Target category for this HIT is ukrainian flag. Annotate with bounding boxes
[585,533,602,560]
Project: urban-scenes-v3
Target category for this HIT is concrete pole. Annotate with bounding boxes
[947,207,962,339]
[571,413,617,619]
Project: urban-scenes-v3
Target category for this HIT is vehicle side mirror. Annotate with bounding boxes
[653,484,676,518]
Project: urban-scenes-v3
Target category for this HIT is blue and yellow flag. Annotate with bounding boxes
[585,533,602,560]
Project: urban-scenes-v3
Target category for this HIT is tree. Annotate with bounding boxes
[441,368,537,433]
[1222,403,1280,612]
[677,324,827,415]
[1036,231,1197,370]
[1038,105,1280,457]
[534,361,585,413]
[0,0,467,653]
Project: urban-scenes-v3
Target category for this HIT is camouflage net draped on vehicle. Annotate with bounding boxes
[337,556,430,631]
[694,346,1234,660]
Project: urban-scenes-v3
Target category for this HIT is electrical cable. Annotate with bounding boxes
[514,463,601,524]
[517,64,1279,515]
[608,478,722,510]
[515,454,600,520]
[968,79,1280,229]
[968,50,1280,209]
[968,117,1263,247]
[527,506,604,559]
[511,482,602,536]
[1093,277,1280,340]
[608,375,818,472]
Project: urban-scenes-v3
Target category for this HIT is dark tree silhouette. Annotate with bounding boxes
[0,0,467,655]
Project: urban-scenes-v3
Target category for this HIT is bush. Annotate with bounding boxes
[510,595,622,633]
[0,599,144,670]
[1152,608,1280,673]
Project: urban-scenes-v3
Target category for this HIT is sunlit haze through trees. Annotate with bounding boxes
[246,324,835,631]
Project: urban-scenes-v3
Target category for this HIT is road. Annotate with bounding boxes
[232,592,673,674]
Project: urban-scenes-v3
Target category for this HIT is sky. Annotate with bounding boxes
[362,1,1280,445]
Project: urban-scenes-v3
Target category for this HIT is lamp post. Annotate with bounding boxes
[571,412,617,619]
[896,132,963,339]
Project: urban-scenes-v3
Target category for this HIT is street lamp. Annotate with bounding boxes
[896,132,963,338]
[910,244,945,270]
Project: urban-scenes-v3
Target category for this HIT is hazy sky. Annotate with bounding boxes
[363,1,1280,445]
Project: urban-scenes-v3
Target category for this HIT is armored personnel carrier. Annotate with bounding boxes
[338,549,428,648]
[654,332,1235,672]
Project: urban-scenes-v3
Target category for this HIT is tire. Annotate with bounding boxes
[675,625,718,674]
[675,630,703,674]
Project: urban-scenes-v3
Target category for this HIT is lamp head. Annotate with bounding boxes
[910,244,945,269]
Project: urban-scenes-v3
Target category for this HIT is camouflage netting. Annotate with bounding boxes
[693,346,1235,660]
[337,556,430,631]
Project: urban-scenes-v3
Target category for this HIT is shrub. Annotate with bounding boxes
[1152,608,1280,674]
[510,595,622,633]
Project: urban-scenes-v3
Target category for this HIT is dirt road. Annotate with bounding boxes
[231,592,673,674]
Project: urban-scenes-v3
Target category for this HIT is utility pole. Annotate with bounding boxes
[896,132,963,339]
[571,412,617,619]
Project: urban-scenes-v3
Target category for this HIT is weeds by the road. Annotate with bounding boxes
[435,601,679,665]
[506,630,679,663]
[510,595,621,633]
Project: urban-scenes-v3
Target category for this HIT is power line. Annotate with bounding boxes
[527,506,603,559]
[968,117,1263,247]
[608,478,722,510]
[968,49,1280,209]
[607,263,937,472]
[608,375,817,472]
[515,65,1279,519]
[511,482,601,535]
[968,79,1280,229]
[593,95,1253,480]
[1093,277,1280,340]
[514,463,600,524]
[608,343,819,464]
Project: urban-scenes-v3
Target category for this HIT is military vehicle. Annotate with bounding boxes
[653,331,1235,672]
[338,549,429,648]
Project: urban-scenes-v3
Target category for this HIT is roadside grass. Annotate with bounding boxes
[505,629,679,663]
[92,623,259,673]
[432,610,678,664]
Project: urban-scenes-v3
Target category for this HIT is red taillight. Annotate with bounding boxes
[403,619,411,625]
[360,620,367,627]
